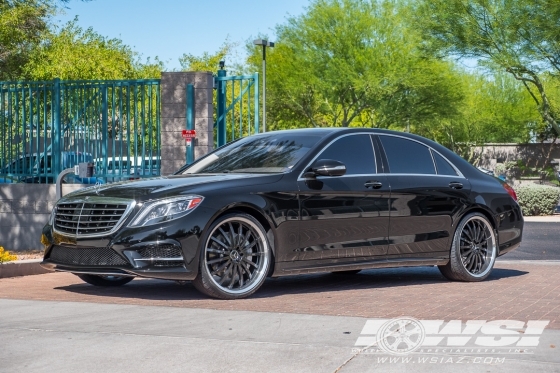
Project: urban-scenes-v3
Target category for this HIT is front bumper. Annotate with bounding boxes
[40,261,196,280]
[40,206,216,281]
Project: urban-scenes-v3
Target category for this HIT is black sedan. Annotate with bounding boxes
[40,128,523,299]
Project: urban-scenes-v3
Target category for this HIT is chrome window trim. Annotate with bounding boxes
[373,173,466,178]
[313,173,382,179]
[297,132,377,181]
[376,133,465,179]
[53,197,136,238]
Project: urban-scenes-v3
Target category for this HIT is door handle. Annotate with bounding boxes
[365,181,383,189]
[449,182,463,189]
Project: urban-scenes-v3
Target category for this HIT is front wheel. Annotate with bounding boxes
[76,274,134,287]
[438,212,497,282]
[193,213,272,299]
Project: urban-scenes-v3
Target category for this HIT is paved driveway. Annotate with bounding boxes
[1,261,558,329]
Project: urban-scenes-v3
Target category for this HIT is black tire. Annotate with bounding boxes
[76,274,134,287]
[438,212,497,282]
[193,213,272,300]
[331,270,361,275]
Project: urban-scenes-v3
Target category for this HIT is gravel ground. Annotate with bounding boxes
[13,250,43,261]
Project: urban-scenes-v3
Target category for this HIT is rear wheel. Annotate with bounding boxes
[438,212,497,282]
[76,274,134,287]
[193,213,272,299]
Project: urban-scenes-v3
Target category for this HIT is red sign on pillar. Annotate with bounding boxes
[182,129,196,147]
[182,129,196,139]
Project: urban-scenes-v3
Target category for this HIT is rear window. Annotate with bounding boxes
[432,151,458,176]
[379,136,436,174]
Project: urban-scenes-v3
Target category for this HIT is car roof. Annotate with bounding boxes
[252,127,440,144]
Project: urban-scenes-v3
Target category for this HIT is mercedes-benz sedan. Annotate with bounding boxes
[40,128,523,299]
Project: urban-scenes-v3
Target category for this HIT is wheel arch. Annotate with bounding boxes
[205,203,277,261]
[447,205,500,256]
[458,205,498,231]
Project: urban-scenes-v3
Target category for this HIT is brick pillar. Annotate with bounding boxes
[160,72,214,176]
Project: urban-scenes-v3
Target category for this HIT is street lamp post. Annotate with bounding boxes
[253,39,274,133]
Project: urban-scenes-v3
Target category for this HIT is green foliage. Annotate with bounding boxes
[0,246,17,263]
[246,0,464,131]
[416,0,560,138]
[516,184,560,216]
[179,41,241,75]
[0,0,52,80]
[22,20,163,80]
[428,72,540,163]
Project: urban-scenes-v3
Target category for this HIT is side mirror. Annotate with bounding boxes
[304,159,346,178]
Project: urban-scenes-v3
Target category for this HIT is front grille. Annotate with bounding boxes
[49,245,129,266]
[137,245,184,267]
[54,201,130,236]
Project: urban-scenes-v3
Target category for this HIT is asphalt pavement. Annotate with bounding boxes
[498,221,560,261]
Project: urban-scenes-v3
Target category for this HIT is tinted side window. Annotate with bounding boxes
[316,134,375,175]
[379,136,435,174]
[432,151,458,176]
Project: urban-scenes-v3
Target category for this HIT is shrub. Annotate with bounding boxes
[494,163,506,176]
[0,246,17,263]
[516,184,560,216]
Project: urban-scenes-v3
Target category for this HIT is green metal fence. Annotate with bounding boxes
[0,78,160,184]
[215,71,259,147]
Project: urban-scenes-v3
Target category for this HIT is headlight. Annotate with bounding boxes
[48,205,57,226]
[129,196,204,227]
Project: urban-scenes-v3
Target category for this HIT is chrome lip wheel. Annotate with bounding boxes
[203,216,270,295]
[459,216,496,278]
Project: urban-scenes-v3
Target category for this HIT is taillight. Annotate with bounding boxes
[503,182,517,201]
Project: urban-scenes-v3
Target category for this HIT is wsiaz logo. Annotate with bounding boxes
[355,318,549,355]
[376,317,425,355]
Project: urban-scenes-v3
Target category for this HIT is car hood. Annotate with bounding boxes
[62,173,284,201]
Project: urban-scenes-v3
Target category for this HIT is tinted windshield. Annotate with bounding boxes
[183,134,322,174]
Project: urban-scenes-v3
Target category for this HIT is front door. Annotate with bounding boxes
[296,133,390,262]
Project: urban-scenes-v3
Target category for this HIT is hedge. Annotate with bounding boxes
[516,184,560,216]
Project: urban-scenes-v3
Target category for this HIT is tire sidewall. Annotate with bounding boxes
[450,212,497,281]
[196,213,271,299]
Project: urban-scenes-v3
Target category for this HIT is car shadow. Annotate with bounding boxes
[54,266,529,301]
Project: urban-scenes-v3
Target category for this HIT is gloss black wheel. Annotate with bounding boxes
[76,274,134,287]
[438,212,497,282]
[193,213,271,299]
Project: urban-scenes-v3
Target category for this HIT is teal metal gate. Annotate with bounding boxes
[215,71,259,147]
[0,79,160,183]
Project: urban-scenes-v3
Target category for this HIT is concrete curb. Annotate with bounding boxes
[523,215,560,222]
[0,259,51,279]
[497,259,560,265]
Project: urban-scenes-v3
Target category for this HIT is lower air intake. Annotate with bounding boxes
[49,246,129,266]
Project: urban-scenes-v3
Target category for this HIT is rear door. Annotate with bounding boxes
[296,133,390,261]
[375,134,471,259]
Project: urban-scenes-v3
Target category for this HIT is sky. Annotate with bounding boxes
[53,0,310,71]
